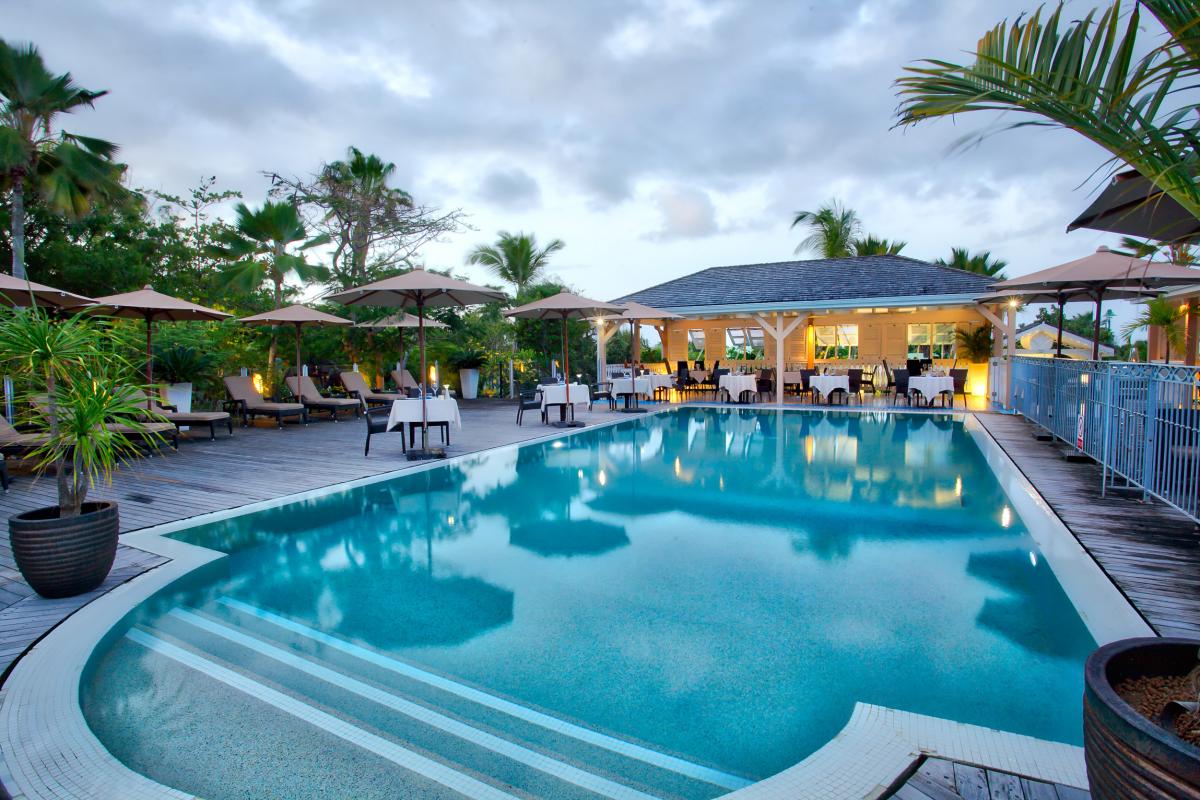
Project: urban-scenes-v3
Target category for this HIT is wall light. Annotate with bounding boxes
[252,373,265,395]
[1001,506,1012,528]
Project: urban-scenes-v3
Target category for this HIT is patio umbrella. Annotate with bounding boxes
[976,286,1158,358]
[1068,169,1200,244]
[990,247,1200,358]
[92,285,231,408]
[0,274,95,309]
[506,292,624,428]
[328,267,506,459]
[237,304,352,393]
[603,300,681,413]
[354,312,447,374]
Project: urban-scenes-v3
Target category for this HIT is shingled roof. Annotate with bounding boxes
[614,255,995,311]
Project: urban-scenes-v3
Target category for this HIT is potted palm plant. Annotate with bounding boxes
[452,349,485,400]
[1123,296,1184,364]
[0,308,160,598]
[955,324,993,397]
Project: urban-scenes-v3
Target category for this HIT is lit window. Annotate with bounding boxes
[907,324,957,359]
[725,327,765,360]
[815,324,859,360]
[687,330,705,361]
[932,323,957,359]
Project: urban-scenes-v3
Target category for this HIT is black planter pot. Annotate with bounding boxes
[1084,637,1200,800]
[8,501,119,599]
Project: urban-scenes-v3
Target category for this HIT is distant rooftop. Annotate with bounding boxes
[615,255,995,312]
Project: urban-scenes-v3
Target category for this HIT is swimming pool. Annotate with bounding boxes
[83,407,1103,799]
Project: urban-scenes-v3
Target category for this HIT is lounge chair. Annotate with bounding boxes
[223,376,307,428]
[340,371,405,407]
[0,415,47,457]
[285,376,362,421]
[29,394,177,451]
[127,388,233,441]
[390,369,420,392]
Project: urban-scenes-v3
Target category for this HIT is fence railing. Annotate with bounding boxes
[1010,356,1200,523]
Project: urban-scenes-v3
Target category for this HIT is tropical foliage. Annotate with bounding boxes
[935,247,1008,277]
[0,308,158,516]
[0,39,132,278]
[1122,295,1185,362]
[792,199,908,258]
[467,231,565,296]
[955,324,994,362]
[894,1,1200,223]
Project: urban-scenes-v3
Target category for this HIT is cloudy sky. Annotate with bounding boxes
[8,0,1145,326]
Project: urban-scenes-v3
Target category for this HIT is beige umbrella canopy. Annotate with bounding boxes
[507,292,625,427]
[601,301,682,413]
[0,274,95,309]
[976,286,1159,358]
[355,312,447,374]
[238,304,352,391]
[990,247,1200,358]
[92,285,232,407]
[328,267,507,458]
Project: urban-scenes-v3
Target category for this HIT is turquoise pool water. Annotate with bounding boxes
[83,408,1096,800]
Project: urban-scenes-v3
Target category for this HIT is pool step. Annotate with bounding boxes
[132,604,743,800]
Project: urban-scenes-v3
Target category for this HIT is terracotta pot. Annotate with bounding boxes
[8,501,119,599]
[1084,637,1200,799]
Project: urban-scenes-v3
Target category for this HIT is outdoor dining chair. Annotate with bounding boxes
[950,369,969,405]
[892,369,913,405]
[516,389,544,426]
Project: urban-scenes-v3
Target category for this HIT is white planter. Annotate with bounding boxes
[458,369,480,400]
[165,382,192,430]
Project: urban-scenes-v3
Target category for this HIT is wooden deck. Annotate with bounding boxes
[975,412,1200,637]
[891,757,1089,800]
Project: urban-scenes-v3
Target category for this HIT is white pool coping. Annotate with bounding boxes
[0,407,1132,798]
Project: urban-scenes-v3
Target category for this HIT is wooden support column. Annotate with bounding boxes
[595,320,616,380]
[1186,300,1199,367]
[754,312,807,406]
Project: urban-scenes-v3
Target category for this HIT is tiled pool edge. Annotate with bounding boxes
[0,407,1119,799]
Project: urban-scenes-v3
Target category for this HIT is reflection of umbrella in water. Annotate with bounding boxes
[510,519,629,558]
[967,550,1094,659]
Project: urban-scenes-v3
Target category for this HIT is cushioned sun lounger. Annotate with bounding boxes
[390,368,420,392]
[125,388,233,441]
[286,376,361,421]
[340,371,405,407]
[0,416,47,456]
[223,376,307,428]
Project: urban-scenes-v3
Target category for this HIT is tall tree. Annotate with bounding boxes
[935,247,1008,277]
[1123,295,1185,362]
[0,39,131,278]
[852,235,907,256]
[267,146,464,289]
[466,231,564,297]
[207,200,330,369]
[894,2,1200,223]
[791,200,861,258]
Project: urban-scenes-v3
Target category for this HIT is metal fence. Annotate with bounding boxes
[1010,356,1200,523]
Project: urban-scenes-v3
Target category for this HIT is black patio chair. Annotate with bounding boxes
[755,369,774,402]
[881,359,895,396]
[950,368,969,405]
[363,406,398,456]
[906,358,924,377]
[516,389,544,426]
[592,381,616,411]
[892,369,913,405]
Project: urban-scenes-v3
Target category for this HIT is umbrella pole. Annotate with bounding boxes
[1092,291,1104,361]
[399,328,405,376]
[145,313,154,410]
[420,299,428,452]
[563,315,570,413]
[295,323,303,398]
[1056,297,1066,359]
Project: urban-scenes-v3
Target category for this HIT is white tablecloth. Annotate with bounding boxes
[387,397,462,431]
[780,371,807,384]
[646,374,674,391]
[690,369,709,383]
[611,377,652,397]
[538,383,591,411]
[909,376,954,400]
[809,375,849,397]
[718,374,758,400]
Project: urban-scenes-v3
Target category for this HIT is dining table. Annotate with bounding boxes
[718,373,758,403]
[387,397,462,447]
[908,375,955,406]
[809,374,849,402]
[538,383,592,421]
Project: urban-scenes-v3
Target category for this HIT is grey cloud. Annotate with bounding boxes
[477,167,541,210]
[647,186,718,240]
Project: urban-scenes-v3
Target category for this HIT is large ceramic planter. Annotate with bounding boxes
[165,382,193,430]
[1084,637,1200,799]
[8,501,119,599]
[459,368,480,400]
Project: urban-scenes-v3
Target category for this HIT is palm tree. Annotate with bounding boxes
[852,235,907,256]
[894,2,1200,223]
[1123,296,1185,363]
[935,247,1008,278]
[466,231,564,298]
[0,40,131,278]
[791,200,861,258]
[467,232,563,396]
[318,146,413,287]
[208,200,330,369]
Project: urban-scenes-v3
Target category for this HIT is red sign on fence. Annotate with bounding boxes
[1076,403,1086,450]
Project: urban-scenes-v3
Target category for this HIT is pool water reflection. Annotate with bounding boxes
[83,408,1095,800]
